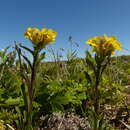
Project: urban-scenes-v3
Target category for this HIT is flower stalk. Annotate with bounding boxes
[15,27,57,129]
[85,35,122,114]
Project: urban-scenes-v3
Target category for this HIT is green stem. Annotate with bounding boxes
[94,63,101,114]
[27,49,39,129]
[94,56,105,114]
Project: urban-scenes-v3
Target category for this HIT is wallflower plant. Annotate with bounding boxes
[15,27,57,130]
[85,34,122,114]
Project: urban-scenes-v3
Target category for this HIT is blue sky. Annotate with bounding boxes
[0,0,130,60]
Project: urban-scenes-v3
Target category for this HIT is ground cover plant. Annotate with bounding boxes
[0,27,130,130]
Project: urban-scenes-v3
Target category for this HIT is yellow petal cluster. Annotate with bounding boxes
[24,27,57,47]
[86,35,122,55]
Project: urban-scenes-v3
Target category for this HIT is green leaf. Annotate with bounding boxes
[19,44,33,55]
[20,83,28,109]
[5,97,23,105]
[22,54,32,69]
[86,51,92,58]
[85,51,96,72]
[84,71,92,83]
[39,52,46,61]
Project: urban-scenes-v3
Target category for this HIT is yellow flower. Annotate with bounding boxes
[42,29,57,44]
[86,35,122,55]
[24,27,57,47]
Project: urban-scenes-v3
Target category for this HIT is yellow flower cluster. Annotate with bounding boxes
[86,35,122,55]
[24,27,57,47]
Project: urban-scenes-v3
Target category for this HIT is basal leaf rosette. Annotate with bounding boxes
[86,35,122,56]
[24,27,57,48]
